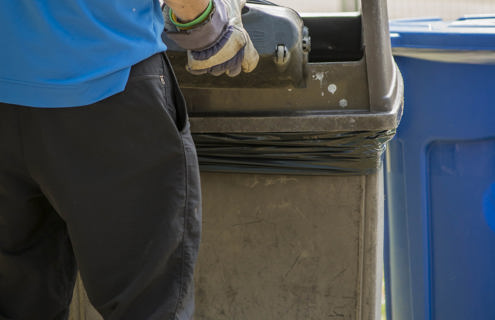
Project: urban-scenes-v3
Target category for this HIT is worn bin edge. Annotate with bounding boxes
[189,67,403,134]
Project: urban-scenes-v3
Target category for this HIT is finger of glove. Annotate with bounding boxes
[186,67,208,76]
[225,61,242,77]
[225,49,244,77]
[210,48,243,76]
[241,32,259,73]
[187,26,246,71]
[187,48,244,77]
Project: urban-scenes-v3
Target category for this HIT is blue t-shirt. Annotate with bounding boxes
[0,0,166,108]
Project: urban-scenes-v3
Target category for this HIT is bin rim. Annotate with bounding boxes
[189,65,403,134]
[390,16,495,64]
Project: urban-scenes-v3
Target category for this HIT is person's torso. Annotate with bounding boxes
[0,0,166,107]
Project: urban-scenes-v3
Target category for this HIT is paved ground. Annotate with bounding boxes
[271,0,495,20]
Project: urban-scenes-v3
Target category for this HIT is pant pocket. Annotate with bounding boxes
[161,52,188,133]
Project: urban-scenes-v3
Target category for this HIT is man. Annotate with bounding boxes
[0,0,258,319]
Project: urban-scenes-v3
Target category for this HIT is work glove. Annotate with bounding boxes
[163,0,259,77]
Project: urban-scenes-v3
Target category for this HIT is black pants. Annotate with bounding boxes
[0,53,201,320]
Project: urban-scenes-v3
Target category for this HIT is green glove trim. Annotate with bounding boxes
[169,0,213,30]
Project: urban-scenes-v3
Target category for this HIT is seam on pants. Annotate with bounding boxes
[158,52,192,320]
[159,54,190,320]
[171,132,189,320]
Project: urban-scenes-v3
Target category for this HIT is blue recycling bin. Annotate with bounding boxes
[384,17,495,320]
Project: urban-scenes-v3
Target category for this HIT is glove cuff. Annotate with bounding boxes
[165,0,229,51]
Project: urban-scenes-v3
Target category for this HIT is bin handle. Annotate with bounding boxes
[361,0,398,112]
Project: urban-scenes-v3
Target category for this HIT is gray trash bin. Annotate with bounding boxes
[70,0,403,319]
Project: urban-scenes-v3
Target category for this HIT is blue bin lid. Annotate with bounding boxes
[389,15,495,64]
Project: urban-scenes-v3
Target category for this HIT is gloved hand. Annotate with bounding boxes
[163,0,259,77]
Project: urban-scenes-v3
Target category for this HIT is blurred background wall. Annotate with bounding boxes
[271,0,495,20]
